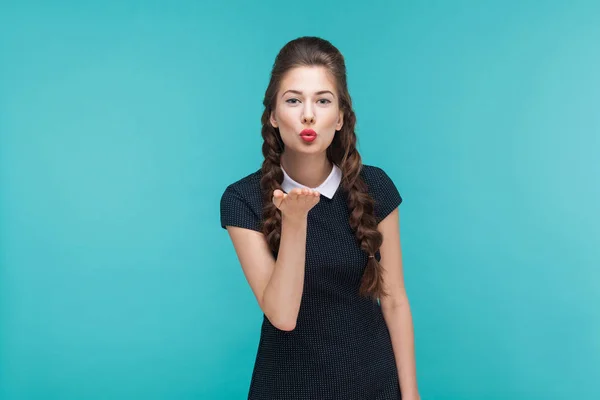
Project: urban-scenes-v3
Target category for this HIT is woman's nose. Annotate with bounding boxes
[301,101,315,124]
[302,114,315,124]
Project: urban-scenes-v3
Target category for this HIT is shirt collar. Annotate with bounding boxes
[280,163,342,199]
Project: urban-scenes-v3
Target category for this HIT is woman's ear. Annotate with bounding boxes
[336,111,344,131]
[270,112,278,128]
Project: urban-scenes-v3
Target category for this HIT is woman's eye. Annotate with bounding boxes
[286,98,331,104]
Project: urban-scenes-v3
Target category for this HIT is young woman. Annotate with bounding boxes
[220,36,420,400]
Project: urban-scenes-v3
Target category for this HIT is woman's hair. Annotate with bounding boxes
[259,36,387,301]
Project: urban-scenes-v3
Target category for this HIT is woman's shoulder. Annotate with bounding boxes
[359,163,392,187]
[223,167,262,195]
[360,163,384,176]
[360,163,403,219]
[219,167,263,231]
[220,167,264,211]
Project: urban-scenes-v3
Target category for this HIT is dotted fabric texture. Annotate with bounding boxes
[220,164,403,400]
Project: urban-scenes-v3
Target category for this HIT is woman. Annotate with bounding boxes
[220,36,420,400]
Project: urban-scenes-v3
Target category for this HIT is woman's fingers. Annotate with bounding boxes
[272,188,321,214]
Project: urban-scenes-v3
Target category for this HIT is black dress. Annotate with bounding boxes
[220,164,403,400]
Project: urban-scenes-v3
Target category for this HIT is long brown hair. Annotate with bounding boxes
[259,36,387,301]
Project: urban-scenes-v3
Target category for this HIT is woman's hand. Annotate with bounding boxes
[272,188,320,220]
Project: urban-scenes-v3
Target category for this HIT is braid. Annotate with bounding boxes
[342,148,387,300]
[259,115,284,258]
[337,110,387,301]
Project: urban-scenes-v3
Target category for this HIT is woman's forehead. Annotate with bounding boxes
[280,66,336,92]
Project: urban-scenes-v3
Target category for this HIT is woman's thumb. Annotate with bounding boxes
[272,189,285,207]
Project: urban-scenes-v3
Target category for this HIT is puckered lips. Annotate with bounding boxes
[300,128,317,142]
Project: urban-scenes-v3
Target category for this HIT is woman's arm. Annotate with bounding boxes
[261,213,308,330]
[378,207,420,399]
[226,214,307,331]
[226,188,319,331]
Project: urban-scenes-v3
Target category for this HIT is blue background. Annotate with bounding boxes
[1,1,599,399]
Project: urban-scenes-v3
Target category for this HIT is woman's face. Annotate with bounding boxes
[270,66,344,155]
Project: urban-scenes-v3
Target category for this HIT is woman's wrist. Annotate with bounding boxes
[281,212,308,226]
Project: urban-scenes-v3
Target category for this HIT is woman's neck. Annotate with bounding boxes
[280,153,333,189]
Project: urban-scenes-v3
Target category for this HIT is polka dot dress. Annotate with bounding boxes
[220,164,403,400]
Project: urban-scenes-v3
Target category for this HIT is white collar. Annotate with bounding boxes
[280,163,342,199]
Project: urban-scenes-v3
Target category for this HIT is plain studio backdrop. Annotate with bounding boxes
[1,1,598,399]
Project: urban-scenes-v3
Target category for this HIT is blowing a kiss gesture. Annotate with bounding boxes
[272,188,320,220]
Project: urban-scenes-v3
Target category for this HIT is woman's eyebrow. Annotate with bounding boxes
[282,89,335,98]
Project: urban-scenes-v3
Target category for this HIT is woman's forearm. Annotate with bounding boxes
[262,213,308,331]
[382,296,419,398]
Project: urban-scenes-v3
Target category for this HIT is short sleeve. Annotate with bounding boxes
[374,167,403,223]
[220,185,262,232]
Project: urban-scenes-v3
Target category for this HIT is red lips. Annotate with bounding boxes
[300,129,317,142]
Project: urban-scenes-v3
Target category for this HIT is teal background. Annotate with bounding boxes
[1,1,599,399]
